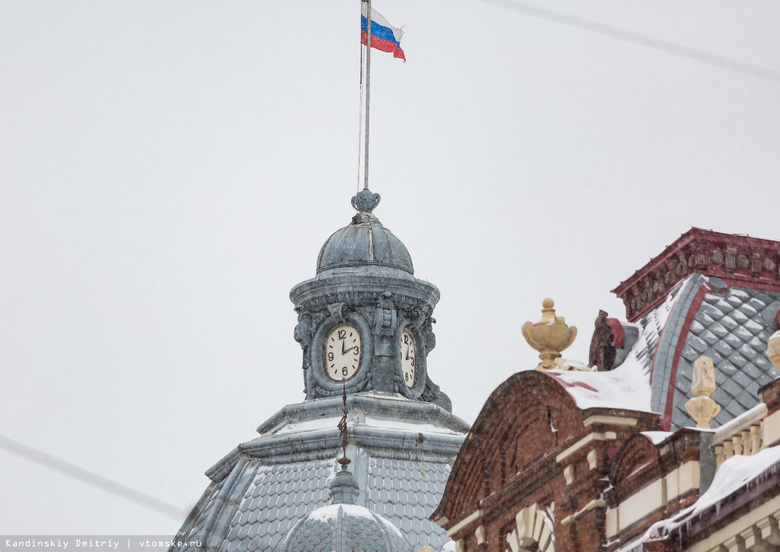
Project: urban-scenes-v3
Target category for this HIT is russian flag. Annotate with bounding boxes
[361,5,405,62]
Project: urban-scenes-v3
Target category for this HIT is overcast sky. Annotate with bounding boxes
[1,0,779,536]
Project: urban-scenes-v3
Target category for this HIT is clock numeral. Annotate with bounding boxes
[410,357,415,367]
[338,329,346,340]
[342,366,349,377]
[353,346,359,355]
[403,334,409,345]
[327,352,334,361]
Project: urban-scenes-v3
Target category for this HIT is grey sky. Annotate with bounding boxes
[1,0,778,535]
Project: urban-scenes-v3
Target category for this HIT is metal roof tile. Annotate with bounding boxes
[713,340,734,357]
[738,343,760,360]
[723,399,743,419]
[732,369,754,388]
[699,329,720,346]
[719,314,740,331]
[721,378,743,398]
[736,389,756,409]
[400,518,413,533]
[699,302,724,320]
[709,322,729,338]
[730,309,749,323]
[711,387,730,405]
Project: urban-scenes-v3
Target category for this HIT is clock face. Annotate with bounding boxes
[325,324,361,381]
[400,329,417,388]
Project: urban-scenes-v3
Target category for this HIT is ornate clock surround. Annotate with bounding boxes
[310,309,374,393]
[394,321,427,399]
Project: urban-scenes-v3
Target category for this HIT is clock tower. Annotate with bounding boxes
[172,188,467,552]
[291,188,452,410]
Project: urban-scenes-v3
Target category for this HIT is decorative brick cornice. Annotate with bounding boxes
[612,228,780,322]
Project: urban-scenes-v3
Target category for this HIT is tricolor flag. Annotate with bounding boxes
[361,4,405,62]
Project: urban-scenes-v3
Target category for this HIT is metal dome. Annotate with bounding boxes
[274,465,412,552]
[315,190,414,276]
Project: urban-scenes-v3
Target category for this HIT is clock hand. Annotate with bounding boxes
[341,342,347,355]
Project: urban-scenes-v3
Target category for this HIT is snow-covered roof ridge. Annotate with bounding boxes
[257,391,470,436]
[542,356,653,412]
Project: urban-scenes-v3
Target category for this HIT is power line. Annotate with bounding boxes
[0,433,187,520]
[477,0,780,84]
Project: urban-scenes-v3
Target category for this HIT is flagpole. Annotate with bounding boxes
[363,0,372,191]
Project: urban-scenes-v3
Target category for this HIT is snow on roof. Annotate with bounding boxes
[647,445,780,539]
[631,281,683,378]
[641,431,673,445]
[307,503,375,521]
[273,412,464,436]
[440,540,457,552]
[544,355,652,412]
[362,415,465,435]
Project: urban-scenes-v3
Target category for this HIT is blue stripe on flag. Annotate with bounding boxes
[361,15,400,46]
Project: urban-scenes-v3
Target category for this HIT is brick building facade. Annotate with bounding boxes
[433,229,780,552]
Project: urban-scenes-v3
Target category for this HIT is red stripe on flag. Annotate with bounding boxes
[361,31,406,62]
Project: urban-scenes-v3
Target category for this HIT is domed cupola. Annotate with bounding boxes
[274,464,412,552]
[316,189,414,278]
[290,189,452,410]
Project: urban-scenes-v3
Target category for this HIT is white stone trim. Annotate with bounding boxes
[606,508,619,538]
[607,462,700,538]
[664,461,700,502]
[435,516,449,528]
[556,432,617,463]
[446,510,483,538]
[563,465,574,485]
[506,504,555,552]
[712,403,767,446]
[763,410,780,448]
[619,479,666,530]
[583,415,639,428]
[587,450,598,470]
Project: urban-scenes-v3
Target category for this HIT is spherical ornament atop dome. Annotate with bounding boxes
[315,189,414,276]
[274,465,412,552]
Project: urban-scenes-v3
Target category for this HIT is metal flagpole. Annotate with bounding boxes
[363,0,372,190]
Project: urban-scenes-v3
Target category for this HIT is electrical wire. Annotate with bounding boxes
[476,0,780,84]
[0,433,187,520]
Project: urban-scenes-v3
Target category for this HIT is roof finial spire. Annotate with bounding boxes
[337,378,350,467]
[330,378,360,505]
[351,188,381,213]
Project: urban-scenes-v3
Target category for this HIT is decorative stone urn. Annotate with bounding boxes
[522,298,577,370]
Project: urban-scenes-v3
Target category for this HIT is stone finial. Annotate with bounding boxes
[351,189,381,213]
[685,355,721,429]
[329,464,360,505]
[521,299,578,370]
[769,330,780,371]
